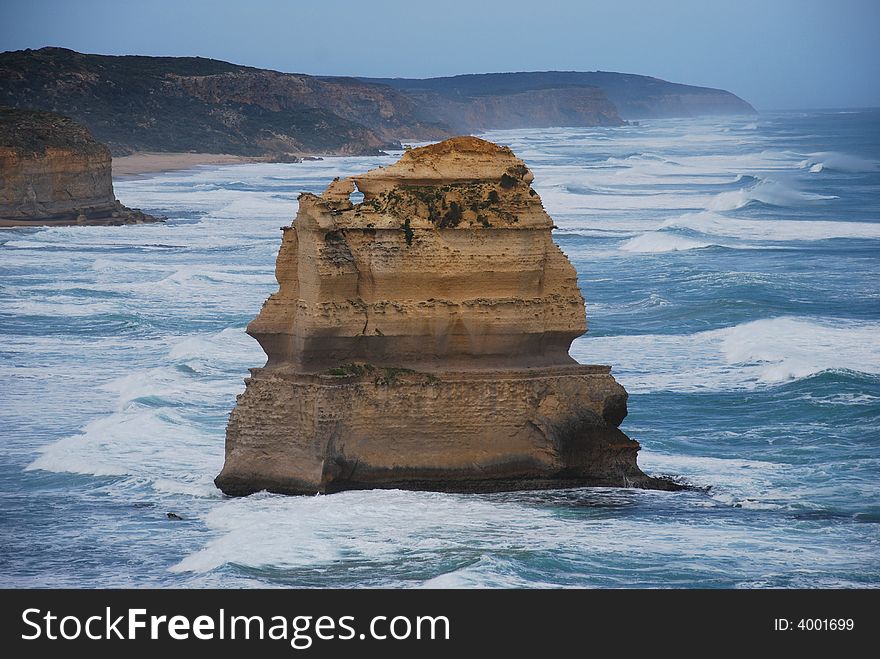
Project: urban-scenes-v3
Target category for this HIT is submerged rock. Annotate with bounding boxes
[216,136,677,496]
[0,107,160,226]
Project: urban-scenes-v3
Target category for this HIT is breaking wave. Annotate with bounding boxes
[573,317,880,393]
[660,211,880,242]
[708,179,838,211]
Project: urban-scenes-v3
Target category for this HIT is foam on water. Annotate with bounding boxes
[800,151,878,173]
[708,178,838,211]
[24,327,263,495]
[619,233,716,253]
[573,317,880,393]
[660,211,880,241]
[3,112,879,588]
[170,485,876,587]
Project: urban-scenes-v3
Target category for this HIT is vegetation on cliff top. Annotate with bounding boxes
[1,47,755,157]
[0,107,107,156]
[0,48,404,156]
[363,70,757,120]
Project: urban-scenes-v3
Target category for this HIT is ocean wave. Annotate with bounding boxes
[2,240,50,249]
[0,297,122,317]
[661,211,880,241]
[167,327,263,366]
[26,407,219,479]
[618,233,716,253]
[795,392,880,406]
[603,152,682,167]
[800,151,878,173]
[23,326,261,487]
[171,487,695,579]
[588,293,671,313]
[708,179,838,211]
[420,555,559,588]
[573,316,880,393]
[640,452,792,506]
[172,489,553,574]
[170,478,873,585]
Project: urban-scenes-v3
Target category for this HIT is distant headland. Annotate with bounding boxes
[0,47,755,160]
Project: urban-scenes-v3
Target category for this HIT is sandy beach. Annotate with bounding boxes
[112,152,260,178]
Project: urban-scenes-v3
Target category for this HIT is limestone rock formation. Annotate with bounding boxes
[216,136,676,496]
[0,107,159,226]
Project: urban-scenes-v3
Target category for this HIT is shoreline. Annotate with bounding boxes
[112,152,266,178]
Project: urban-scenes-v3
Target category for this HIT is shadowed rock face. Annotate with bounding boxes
[0,107,158,226]
[216,136,678,496]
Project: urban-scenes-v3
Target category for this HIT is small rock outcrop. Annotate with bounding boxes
[216,136,676,496]
[0,107,159,226]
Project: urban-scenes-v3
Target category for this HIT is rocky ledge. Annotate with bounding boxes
[216,136,680,496]
[0,107,160,226]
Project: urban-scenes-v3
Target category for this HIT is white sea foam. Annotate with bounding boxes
[171,489,552,574]
[660,211,880,241]
[637,451,845,514]
[166,327,260,363]
[2,297,121,317]
[708,179,838,211]
[573,317,880,393]
[171,482,874,585]
[2,240,52,249]
[801,151,878,173]
[7,121,879,588]
[619,233,715,253]
[26,408,217,478]
[24,326,263,490]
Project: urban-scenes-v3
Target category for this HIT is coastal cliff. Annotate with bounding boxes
[1,48,754,159]
[365,71,756,124]
[216,136,676,496]
[0,47,435,156]
[0,108,158,226]
[373,84,623,132]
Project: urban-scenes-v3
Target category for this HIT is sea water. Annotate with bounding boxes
[1,111,878,588]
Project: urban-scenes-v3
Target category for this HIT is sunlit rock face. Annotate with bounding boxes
[216,137,675,496]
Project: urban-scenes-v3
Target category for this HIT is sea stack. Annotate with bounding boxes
[0,107,158,226]
[216,136,673,495]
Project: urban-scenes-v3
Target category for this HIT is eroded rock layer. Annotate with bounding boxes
[0,107,158,226]
[217,136,674,495]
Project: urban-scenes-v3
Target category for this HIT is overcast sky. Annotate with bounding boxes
[1,0,878,110]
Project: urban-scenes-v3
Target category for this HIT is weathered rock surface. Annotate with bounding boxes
[216,136,677,496]
[0,107,159,226]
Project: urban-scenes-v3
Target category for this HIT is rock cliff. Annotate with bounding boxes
[375,85,624,132]
[216,136,676,496]
[0,47,438,156]
[0,108,158,226]
[364,71,756,124]
[2,48,755,159]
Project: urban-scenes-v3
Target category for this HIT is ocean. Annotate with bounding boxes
[1,110,878,588]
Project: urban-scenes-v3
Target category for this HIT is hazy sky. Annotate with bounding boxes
[1,0,878,110]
